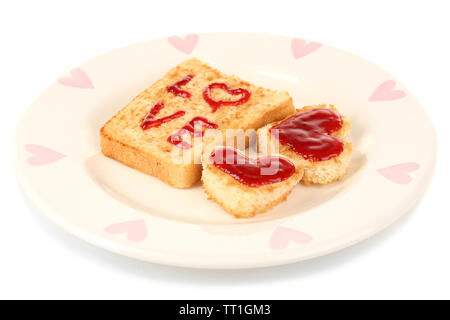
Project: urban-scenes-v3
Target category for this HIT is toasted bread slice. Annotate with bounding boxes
[257,105,352,185]
[100,58,294,188]
[201,146,303,218]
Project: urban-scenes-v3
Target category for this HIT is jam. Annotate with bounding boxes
[140,102,185,130]
[210,147,296,187]
[167,74,195,98]
[168,116,218,149]
[203,83,251,112]
[270,108,344,162]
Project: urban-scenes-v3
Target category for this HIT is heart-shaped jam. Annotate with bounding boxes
[168,116,218,149]
[210,147,295,187]
[203,83,251,112]
[270,108,344,161]
[167,74,195,98]
[141,102,185,130]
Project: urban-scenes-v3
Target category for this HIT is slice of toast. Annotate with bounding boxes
[100,58,295,188]
[201,146,303,218]
[257,105,352,185]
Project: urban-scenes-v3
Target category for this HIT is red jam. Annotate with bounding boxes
[168,116,218,149]
[270,108,344,162]
[210,147,295,187]
[140,102,185,130]
[167,74,195,98]
[203,83,251,112]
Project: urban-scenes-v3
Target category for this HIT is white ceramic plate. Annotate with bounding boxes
[14,33,436,269]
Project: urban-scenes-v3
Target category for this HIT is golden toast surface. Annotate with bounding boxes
[100,58,294,187]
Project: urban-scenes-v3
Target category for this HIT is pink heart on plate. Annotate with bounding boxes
[104,219,148,242]
[168,34,199,54]
[377,162,420,184]
[58,68,94,89]
[25,144,65,166]
[369,80,406,101]
[270,226,312,250]
[291,38,322,59]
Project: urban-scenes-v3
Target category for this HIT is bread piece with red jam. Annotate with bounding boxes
[202,146,303,218]
[100,58,294,188]
[257,104,352,185]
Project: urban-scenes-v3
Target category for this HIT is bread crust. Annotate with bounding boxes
[100,129,201,188]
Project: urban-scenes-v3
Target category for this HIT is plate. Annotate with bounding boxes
[14,33,436,269]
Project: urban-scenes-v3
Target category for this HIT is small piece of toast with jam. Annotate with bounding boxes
[258,105,352,185]
[201,146,303,218]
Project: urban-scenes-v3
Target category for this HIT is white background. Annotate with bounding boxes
[1,0,449,299]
